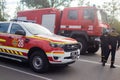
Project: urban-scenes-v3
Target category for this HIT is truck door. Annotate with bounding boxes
[41,14,56,33]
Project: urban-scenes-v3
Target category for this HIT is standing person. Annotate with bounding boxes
[105,28,120,68]
[100,30,110,66]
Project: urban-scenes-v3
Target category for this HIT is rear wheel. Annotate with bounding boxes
[29,51,49,73]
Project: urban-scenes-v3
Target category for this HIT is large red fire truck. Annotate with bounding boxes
[17,6,109,54]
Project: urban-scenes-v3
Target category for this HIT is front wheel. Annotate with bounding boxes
[29,51,49,73]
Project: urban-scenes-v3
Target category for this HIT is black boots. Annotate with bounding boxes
[110,62,116,68]
[102,62,105,66]
[110,65,116,68]
[102,59,106,66]
[102,62,116,68]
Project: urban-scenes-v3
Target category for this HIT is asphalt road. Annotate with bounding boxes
[0,49,120,80]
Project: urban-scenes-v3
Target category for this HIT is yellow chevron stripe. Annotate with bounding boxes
[14,50,19,55]
[19,52,23,56]
[0,49,2,52]
[6,49,10,53]
[0,48,24,56]
[0,45,28,53]
[10,50,14,54]
[2,49,5,53]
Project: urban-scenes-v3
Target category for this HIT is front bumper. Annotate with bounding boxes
[46,49,80,65]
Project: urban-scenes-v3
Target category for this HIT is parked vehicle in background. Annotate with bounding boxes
[17,6,109,54]
[0,22,80,73]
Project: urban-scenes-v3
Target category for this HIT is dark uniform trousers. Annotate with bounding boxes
[101,45,110,62]
[105,47,116,64]
[100,33,110,63]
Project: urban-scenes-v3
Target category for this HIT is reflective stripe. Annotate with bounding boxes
[6,49,10,53]
[19,52,23,56]
[2,49,5,53]
[0,48,25,56]
[0,45,28,57]
[61,25,66,28]
[14,51,19,55]
[0,45,28,53]
[0,39,6,42]
[61,25,82,29]
[69,26,82,28]
[10,50,14,54]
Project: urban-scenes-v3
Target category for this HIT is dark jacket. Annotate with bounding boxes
[100,32,110,48]
[109,31,120,49]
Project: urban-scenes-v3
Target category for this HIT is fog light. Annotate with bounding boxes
[53,56,59,60]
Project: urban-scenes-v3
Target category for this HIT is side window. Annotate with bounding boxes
[84,9,94,20]
[10,23,24,34]
[68,10,78,20]
[0,23,9,33]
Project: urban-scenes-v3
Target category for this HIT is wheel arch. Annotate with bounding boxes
[70,31,89,41]
[28,47,48,60]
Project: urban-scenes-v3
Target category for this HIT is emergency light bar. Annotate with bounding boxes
[10,18,35,23]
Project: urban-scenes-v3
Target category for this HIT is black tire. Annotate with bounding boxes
[75,38,87,55]
[29,51,49,73]
[87,43,99,53]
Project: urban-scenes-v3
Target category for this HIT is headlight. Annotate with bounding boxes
[50,43,64,48]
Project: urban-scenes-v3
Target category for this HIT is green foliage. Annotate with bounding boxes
[0,12,6,21]
[0,0,6,21]
[102,0,120,25]
[78,0,90,6]
[20,0,72,9]
[110,19,120,33]
[102,0,120,33]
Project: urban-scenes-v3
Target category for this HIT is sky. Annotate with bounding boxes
[6,0,20,19]
[5,0,114,19]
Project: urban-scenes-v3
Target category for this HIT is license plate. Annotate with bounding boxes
[71,51,78,59]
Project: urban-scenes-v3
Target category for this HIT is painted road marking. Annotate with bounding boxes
[0,64,52,80]
[0,58,119,80]
[78,59,120,68]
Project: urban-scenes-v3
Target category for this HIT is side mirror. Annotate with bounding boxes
[15,30,26,36]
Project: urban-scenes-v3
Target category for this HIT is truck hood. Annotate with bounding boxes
[34,34,77,44]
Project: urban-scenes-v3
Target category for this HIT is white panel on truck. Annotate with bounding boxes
[42,14,56,33]
[17,17,27,20]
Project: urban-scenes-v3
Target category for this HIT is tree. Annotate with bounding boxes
[20,0,72,9]
[102,0,120,25]
[110,19,120,33]
[0,0,6,21]
[102,0,120,33]
[78,0,90,6]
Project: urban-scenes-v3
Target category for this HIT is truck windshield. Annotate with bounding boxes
[23,23,53,35]
[97,10,108,23]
